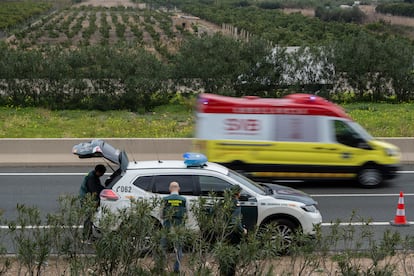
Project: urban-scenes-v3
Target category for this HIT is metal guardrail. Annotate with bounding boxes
[0,138,412,166]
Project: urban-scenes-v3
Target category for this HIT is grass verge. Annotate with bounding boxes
[0,102,412,138]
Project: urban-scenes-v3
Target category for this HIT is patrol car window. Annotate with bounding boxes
[228,170,265,195]
[199,176,232,196]
[153,175,194,195]
[133,176,153,192]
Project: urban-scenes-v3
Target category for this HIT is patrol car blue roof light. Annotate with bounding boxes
[183,152,208,167]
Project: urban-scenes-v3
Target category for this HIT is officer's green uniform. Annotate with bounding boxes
[162,193,187,228]
[161,192,186,273]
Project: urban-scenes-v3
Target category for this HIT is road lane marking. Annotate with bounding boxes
[320,222,398,226]
[311,193,414,197]
[1,170,414,176]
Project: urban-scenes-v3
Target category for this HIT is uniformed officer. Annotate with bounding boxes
[221,185,247,276]
[79,164,106,242]
[161,181,187,273]
[229,185,247,242]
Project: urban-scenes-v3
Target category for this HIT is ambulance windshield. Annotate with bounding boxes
[334,120,374,147]
[348,122,373,141]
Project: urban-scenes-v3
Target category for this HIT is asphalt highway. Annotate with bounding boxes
[1,165,414,252]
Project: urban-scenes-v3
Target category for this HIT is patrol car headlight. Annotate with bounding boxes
[301,204,318,213]
[385,148,398,157]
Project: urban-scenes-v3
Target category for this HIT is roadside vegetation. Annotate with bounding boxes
[0,104,194,138]
[1,195,414,275]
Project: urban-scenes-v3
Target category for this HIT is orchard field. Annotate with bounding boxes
[8,4,185,56]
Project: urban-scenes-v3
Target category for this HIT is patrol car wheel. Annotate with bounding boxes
[118,218,161,256]
[259,219,297,254]
[358,167,383,188]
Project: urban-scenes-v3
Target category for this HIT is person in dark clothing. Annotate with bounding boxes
[79,164,106,241]
[160,181,187,273]
[220,185,247,276]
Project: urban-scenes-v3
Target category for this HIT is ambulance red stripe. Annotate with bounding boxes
[197,93,351,119]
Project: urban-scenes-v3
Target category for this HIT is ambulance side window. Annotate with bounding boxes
[275,115,318,142]
[198,175,233,197]
[334,120,363,147]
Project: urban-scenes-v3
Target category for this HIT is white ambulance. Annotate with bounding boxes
[195,93,400,188]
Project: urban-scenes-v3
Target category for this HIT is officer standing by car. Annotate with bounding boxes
[220,185,247,276]
[160,181,187,274]
[79,164,106,242]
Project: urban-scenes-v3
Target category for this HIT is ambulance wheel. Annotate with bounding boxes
[358,166,383,188]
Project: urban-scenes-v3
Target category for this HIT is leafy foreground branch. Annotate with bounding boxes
[2,196,414,275]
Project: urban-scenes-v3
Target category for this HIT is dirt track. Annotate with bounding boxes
[360,5,414,27]
[74,0,142,8]
[284,5,414,28]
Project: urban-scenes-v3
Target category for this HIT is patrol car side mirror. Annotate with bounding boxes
[239,193,251,201]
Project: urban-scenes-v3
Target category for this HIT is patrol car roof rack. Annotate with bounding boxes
[183,152,208,167]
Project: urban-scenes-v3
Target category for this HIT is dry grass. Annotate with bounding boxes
[3,253,414,275]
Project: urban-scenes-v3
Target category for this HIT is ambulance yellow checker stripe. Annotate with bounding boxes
[251,172,356,178]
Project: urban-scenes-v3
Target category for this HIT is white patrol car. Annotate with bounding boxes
[73,140,322,242]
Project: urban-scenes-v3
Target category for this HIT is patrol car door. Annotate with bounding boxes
[197,175,258,231]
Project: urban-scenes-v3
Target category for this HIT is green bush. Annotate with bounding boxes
[315,6,366,23]
[4,195,414,274]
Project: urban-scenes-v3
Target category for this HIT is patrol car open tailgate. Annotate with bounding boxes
[72,139,129,171]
